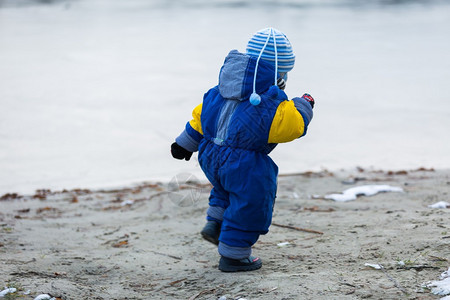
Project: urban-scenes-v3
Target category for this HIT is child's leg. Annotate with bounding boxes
[218,186,275,259]
[217,183,275,272]
[201,186,229,245]
[218,153,278,268]
[206,187,229,223]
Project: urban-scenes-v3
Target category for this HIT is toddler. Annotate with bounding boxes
[171,27,314,272]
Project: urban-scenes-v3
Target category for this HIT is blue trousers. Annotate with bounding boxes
[198,141,278,251]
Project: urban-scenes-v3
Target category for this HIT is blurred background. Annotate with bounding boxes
[1,0,449,195]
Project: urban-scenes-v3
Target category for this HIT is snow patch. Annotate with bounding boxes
[34,294,56,300]
[427,267,450,297]
[120,199,134,206]
[364,263,383,270]
[0,287,17,297]
[325,185,403,202]
[428,201,450,209]
[277,242,291,247]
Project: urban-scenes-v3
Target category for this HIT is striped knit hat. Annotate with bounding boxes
[246,27,295,74]
[246,28,295,105]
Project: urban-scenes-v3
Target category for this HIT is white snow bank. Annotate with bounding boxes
[0,287,17,297]
[325,185,403,202]
[277,242,291,247]
[427,267,450,296]
[364,263,382,270]
[120,200,134,206]
[428,201,450,209]
[34,295,56,300]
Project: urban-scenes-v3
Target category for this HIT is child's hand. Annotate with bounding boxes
[171,142,193,161]
[301,93,315,109]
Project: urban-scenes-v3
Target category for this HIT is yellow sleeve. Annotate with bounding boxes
[268,100,305,143]
[189,103,203,135]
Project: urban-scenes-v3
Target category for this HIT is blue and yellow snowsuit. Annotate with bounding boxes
[176,50,313,257]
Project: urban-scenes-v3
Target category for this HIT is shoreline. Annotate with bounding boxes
[0,166,440,200]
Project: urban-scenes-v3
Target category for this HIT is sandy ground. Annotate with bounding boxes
[1,168,449,300]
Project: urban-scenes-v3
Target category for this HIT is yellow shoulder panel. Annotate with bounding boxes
[189,103,203,135]
[268,100,304,143]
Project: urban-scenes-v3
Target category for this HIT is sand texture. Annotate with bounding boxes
[1,168,449,299]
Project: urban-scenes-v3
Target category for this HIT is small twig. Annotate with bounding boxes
[378,263,407,294]
[168,278,187,286]
[189,288,215,300]
[10,271,57,279]
[101,234,129,245]
[339,282,356,288]
[402,265,438,271]
[345,289,356,295]
[103,226,121,236]
[134,191,169,203]
[429,255,448,262]
[150,250,182,260]
[272,222,323,235]
[303,206,335,212]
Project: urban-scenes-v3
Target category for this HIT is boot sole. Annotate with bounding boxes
[201,231,219,245]
[218,259,262,272]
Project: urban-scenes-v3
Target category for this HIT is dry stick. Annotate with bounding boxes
[272,222,324,235]
[429,255,448,262]
[134,191,170,203]
[168,278,187,286]
[378,264,407,295]
[150,250,182,260]
[189,289,216,300]
[103,226,121,236]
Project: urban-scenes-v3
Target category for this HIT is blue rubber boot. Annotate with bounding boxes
[200,221,221,245]
[218,256,262,272]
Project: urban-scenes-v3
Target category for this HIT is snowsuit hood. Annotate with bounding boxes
[218,50,275,101]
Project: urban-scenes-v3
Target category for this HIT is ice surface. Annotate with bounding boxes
[1,0,450,195]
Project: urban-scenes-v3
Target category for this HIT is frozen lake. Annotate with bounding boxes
[1,0,450,195]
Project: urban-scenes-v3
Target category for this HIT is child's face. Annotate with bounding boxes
[279,72,288,81]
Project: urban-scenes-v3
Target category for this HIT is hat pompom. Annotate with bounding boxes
[249,92,261,106]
